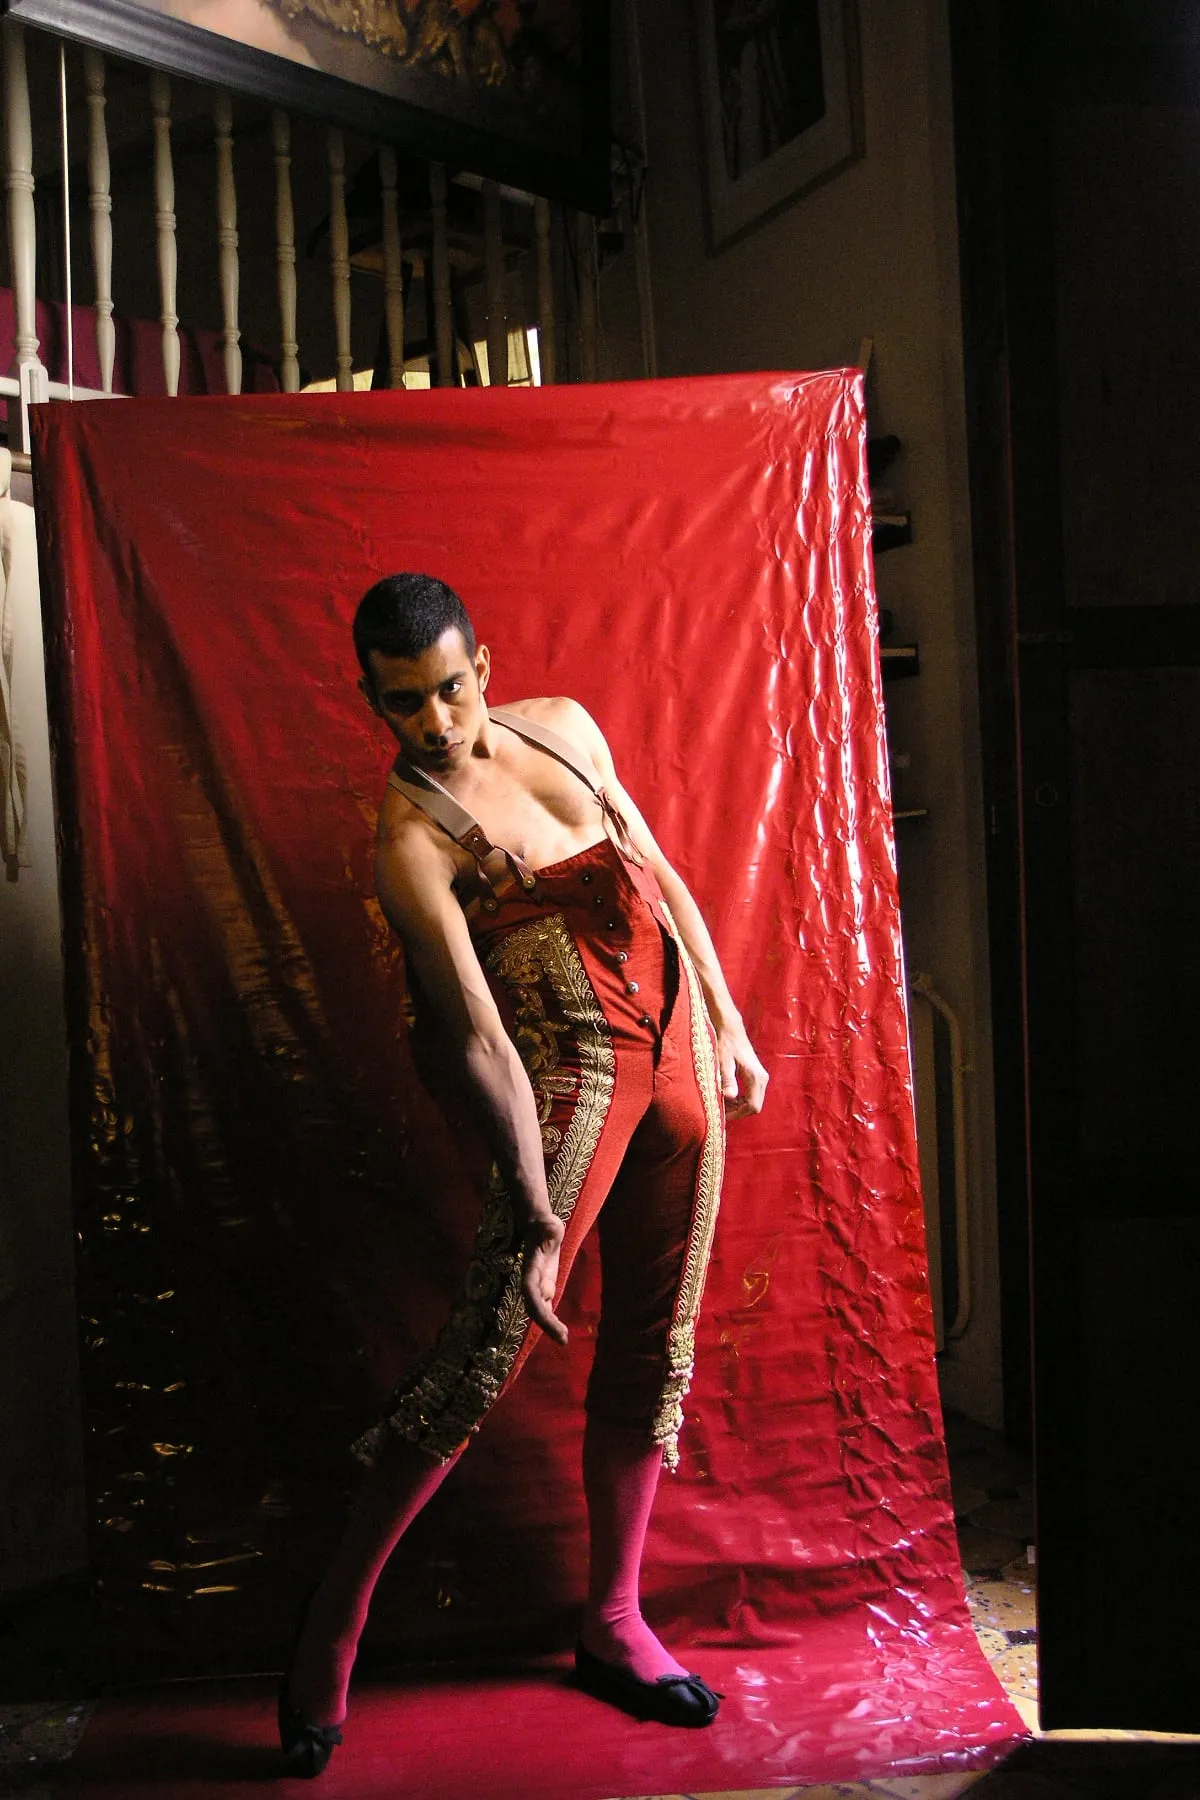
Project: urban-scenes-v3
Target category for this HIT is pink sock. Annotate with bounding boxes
[287,1435,460,1726]
[579,1417,688,1683]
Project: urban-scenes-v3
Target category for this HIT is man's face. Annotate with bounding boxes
[362,627,490,775]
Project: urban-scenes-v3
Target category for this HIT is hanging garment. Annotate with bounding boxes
[0,453,39,874]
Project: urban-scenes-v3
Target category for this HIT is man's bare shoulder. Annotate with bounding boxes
[377,783,459,874]
[499,695,607,761]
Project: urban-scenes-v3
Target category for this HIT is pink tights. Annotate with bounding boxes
[578,1418,688,1683]
[287,1417,683,1727]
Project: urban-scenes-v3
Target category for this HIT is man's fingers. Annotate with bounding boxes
[541,1307,570,1347]
[725,1062,768,1119]
[521,1234,568,1346]
[523,1276,568,1345]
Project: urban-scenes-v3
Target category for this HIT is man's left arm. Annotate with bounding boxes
[561,702,769,1120]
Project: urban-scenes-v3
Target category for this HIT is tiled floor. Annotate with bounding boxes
[946,1408,1040,1738]
[3,1412,1199,1798]
[0,1701,91,1798]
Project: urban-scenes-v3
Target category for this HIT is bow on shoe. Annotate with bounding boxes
[278,1688,344,1779]
[574,1642,722,1727]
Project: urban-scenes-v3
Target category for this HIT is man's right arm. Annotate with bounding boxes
[375,816,568,1344]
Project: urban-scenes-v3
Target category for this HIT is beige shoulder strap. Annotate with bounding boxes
[385,758,538,913]
[489,706,603,796]
[385,761,496,864]
[490,705,643,866]
[383,703,639,903]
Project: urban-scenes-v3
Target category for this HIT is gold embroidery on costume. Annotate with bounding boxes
[493,947,578,1155]
[652,906,727,1471]
[352,915,614,1467]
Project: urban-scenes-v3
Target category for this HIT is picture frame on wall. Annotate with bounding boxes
[0,0,612,212]
[696,0,862,250]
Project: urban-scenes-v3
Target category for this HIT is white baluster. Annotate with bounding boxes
[534,195,555,387]
[150,71,180,397]
[429,161,453,387]
[3,19,48,450]
[482,179,507,387]
[212,92,241,395]
[83,50,115,395]
[327,127,353,393]
[576,210,598,383]
[58,44,75,400]
[271,110,299,393]
[378,145,404,388]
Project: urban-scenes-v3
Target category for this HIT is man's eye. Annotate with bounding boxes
[442,682,462,697]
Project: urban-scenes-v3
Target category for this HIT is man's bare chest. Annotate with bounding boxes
[451,752,604,870]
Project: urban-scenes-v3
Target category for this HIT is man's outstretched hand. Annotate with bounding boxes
[718,1020,769,1121]
[521,1211,568,1345]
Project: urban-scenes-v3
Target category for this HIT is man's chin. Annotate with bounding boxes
[418,743,463,771]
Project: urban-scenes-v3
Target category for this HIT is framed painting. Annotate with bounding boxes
[1,0,612,211]
[696,0,862,250]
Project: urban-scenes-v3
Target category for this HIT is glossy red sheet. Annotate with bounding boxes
[32,375,1022,1771]
[64,1645,1017,1796]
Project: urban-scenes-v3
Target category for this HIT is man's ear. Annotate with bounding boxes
[358,674,382,716]
[476,644,491,693]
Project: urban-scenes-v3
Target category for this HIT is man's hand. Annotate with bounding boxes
[521,1211,569,1345]
[717,1021,769,1120]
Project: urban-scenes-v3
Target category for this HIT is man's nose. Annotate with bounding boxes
[421,698,452,741]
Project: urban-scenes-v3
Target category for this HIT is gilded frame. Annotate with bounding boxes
[1,0,611,211]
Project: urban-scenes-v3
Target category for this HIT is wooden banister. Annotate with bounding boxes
[327,127,353,393]
[482,179,506,386]
[271,110,300,393]
[83,49,115,395]
[429,161,453,387]
[535,196,555,386]
[213,92,242,395]
[379,145,404,389]
[3,19,48,450]
[149,70,180,397]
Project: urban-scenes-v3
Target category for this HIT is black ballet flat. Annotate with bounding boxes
[277,1684,344,1778]
[278,1588,345,1778]
[574,1641,721,1727]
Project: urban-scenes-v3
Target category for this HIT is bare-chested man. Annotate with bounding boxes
[280,572,767,1776]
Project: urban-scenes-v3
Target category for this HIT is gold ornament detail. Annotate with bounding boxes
[650,907,727,1472]
[353,914,614,1465]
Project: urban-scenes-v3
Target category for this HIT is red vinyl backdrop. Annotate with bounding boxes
[31,375,1016,1760]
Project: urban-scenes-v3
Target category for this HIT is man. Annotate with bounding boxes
[280,572,767,1776]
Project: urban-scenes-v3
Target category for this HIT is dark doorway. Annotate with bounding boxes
[954,0,1200,1731]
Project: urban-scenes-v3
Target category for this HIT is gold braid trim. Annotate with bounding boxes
[651,906,727,1471]
[353,914,614,1466]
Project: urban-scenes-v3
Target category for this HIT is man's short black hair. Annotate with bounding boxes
[353,572,476,677]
